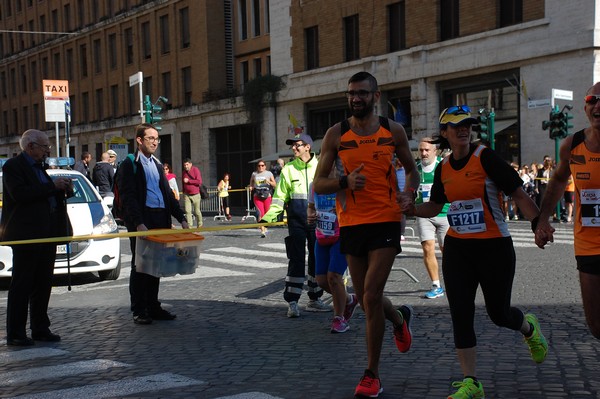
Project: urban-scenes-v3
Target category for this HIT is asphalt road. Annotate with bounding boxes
[1,218,598,399]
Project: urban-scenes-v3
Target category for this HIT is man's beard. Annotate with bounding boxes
[421,157,432,166]
[350,100,374,119]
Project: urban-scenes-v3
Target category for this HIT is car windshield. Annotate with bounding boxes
[50,173,100,204]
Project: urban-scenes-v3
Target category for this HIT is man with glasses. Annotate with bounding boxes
[536,82,600,340]
[107,149,118,172]
[1,129,73,345]
[261,133,331,317]
[115,123,189,325]
[313,71,419,398]
[182,158,203,228]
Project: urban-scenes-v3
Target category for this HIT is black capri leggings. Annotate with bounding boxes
[442,235,525,349]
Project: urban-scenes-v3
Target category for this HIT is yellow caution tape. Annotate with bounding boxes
[0,221,286,246]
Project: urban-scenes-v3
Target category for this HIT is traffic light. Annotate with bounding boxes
[564,111,574,136]
[473,109,489,142]
[142,95,167,130]
[143,95,152,124]
[542,105,571,140]
[150,103,163,125]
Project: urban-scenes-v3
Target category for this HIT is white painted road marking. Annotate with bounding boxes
[8,372,204,399]
[199,253,286,269]
[213,393,284,399]
[0,359,130,386]
[207,247,289,259]
[0,347,68,363]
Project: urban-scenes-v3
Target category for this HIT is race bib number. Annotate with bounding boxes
[316,210,337,236]
[419,183,433,203]
[580,189,600,227]
[446,198,486,234]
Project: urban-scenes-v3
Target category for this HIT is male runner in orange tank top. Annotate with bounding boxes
[536,82,600,340]
[313,72,419,398]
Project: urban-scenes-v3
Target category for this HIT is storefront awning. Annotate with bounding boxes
[494,119,517,135]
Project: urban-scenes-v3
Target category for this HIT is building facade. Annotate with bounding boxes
[0,0,599,211]
[271,0,599,166]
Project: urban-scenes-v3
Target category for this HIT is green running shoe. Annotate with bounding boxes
[524,313,548,364]
[448,377,485,399]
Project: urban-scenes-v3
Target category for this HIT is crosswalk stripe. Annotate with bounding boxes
[0,348,68,363]
[399,246,440,254]
[170,266,252,279]
[213,393,284,399]
[8,372,204,399]
[199,253,286,269]
[206,247,288,259]
[258,243,285,250]
[0,359,130,386]
[510,231,572,239]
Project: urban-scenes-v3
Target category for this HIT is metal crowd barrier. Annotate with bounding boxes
[198,186,257,221]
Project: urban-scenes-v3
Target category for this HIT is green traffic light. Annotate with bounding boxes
[542,120,551,130]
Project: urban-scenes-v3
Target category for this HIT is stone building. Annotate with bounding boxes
[0,0,598,211]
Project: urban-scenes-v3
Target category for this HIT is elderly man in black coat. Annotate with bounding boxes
[1,129,73,346]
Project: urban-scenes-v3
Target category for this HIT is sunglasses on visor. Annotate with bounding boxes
[439,105,471,123]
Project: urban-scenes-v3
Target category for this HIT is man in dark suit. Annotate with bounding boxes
[116,123,189,325]
[74,151,92,181]
[1,129,73,346]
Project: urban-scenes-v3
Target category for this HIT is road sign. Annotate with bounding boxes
[528,99,551,109]
[129,71,143,87]
[552,88,573,101]
[43,79,69,122]
[129,71,144,122]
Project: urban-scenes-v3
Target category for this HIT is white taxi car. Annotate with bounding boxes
[0,164,121,280]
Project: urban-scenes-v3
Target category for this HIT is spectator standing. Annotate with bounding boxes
[520,164,536,201]
[163,163,180,201]
[270,158,284,184]
[107,149,118,173]
[535,83,600,340]
[563,174,575,223]
[218,173,232,220]
[115,123,188,325]
[535,156,553,207]
[182,158,203,227]
[402,105,547,399]
[313,72,418,398]
[415,137,449,299]
[394,157,407,240]
[261,134,331,317]
[503,162,521,220]
[1,129,73,345]
[92,152,115,198]
[250,161,276,237]
[74,151,92,181]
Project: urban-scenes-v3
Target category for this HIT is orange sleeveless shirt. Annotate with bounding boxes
[569,130,600,256]
[335,117,401,227]
[440,145,510,239]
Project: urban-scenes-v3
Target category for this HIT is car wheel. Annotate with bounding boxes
[98,257,121,281]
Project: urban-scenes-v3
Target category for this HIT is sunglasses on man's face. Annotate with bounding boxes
[585,95,600,105]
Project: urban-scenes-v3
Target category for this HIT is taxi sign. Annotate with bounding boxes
[43,79,70,122]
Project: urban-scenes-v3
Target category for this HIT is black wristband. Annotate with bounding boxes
[531,216,539,233]
[339,175,348,189]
